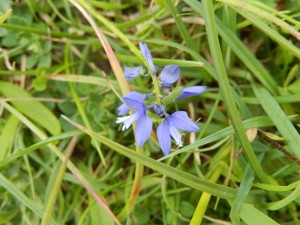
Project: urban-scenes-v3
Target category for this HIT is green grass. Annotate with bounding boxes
[0,0,300,224]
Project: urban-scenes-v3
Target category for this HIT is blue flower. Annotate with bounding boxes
[124,66,144,80]
[156,111,199,155]
[117,103,130,116]
[159,64,181,88]
[177,86,207,99]
[116,92,152,147]
[139,42,156,74]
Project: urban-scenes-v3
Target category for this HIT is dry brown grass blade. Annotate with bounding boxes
[68,0,129,95]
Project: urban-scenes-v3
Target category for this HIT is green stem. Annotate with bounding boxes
[117,146,144,221]
[152,73,161,105]
[0,70,37,75]
[41,136,77,225]
[0,24,84,39]
[128,155,144,207]
[190,163,223,225]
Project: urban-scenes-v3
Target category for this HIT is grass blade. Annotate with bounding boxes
[230,162,255,224]
[0,81,61,135]
[0,9,12,24]
[0,115,19,160]
[252,85,300,160]
[62,115,251,201]
[1,102,121,225]
[41,136,78,225]
[183,0,278,94]
[0,174,57,225]
[240,204,279,225]
[202,0,267,182]
[266,183,300,210]
[219,0,300,59]
[165,0,193,48]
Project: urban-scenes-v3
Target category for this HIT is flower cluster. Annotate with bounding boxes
[117,42,207,155]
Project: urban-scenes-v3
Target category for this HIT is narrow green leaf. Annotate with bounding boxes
[48,74,115,87]
[0,115,19,160]
[202,0,267,182]
[267,183,300,210]
[219,0,300,40]
[1,102,121,224]
[165,0,193,48]
[90,197,115,225]
[116,54,204,68]
[190,164,223,225]
[159,116,274,160]
[63,115,262,202]
[215,18,278,94]
[253,181,300,192]
[230,163,255,224]
[0,23,83,39]
[0,81,61,135]
[240,204,279,225]
[162,86,183,105]
[0,9,12,24]
[252,85,300,160]
[218,0,300,59]
[183,0,278,94]
[0,174,58,225]
[0,130,80,169]
[41,137,77,225]
[231,5,300,59]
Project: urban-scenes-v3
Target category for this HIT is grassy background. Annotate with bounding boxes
[0,0,300,224]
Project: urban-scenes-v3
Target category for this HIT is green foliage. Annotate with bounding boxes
[0,0,300,224]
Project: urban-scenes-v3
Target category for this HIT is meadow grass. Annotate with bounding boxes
[0,0,300,224]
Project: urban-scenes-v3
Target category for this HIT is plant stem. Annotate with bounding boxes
[190,163,223,225]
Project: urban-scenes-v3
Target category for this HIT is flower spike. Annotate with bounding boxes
[118,44,206,154]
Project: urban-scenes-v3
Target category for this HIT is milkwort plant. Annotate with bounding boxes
[117,43,207,155]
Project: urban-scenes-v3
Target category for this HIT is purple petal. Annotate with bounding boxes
[167,120,183,147]
[117,104,130,116]
[139,42,156,74]
[124,66,144,80]
[169,111,199,132]
[123,92,145,111]
[177,86,207,99]
[160,64,181,88]
[157,119,172,155]
[135,114,152,147]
